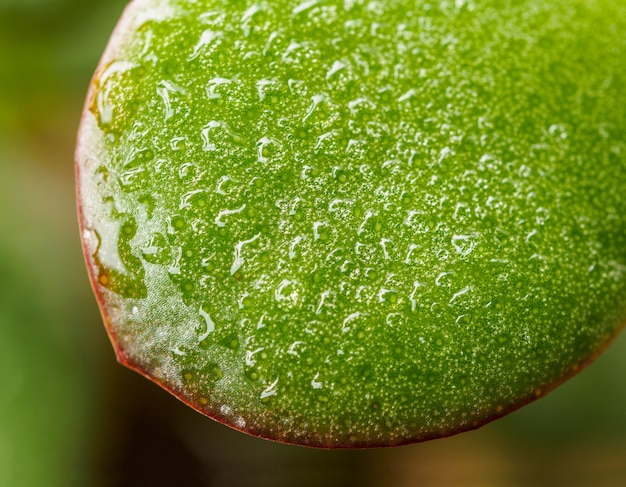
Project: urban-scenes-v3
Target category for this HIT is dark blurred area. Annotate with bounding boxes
[1,1,625,486]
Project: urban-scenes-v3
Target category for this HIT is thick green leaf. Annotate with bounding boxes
[77,0,626,447]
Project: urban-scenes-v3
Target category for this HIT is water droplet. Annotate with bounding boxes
[451,234,478,256]
[188,29,222,60]
[198,306,215,341]
[260,377,279,401]
[141,232,171,265]
[230,233,261,275]
[90,60,138,129]
[379,288,398,304]
[256,136,281,163]
[275,279,301,304]
[168,215,187,233]
[215,204,246,227]
[303,94,326,123]
[156,79,187,122]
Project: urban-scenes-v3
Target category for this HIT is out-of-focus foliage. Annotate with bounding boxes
[0,2,126,485]
[0,1,125,131]
[1,1,626,485]
[0,146,93,486]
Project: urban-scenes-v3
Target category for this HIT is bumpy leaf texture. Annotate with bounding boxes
[77,0,626,447]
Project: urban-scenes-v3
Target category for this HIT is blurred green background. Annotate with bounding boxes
[1,1,625,486]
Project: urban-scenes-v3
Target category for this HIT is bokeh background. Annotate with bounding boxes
[1,1,625,486]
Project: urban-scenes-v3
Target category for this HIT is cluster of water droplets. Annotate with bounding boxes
[82,0,626,444]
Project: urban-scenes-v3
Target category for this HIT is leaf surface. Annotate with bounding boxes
[77,0,626,447]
